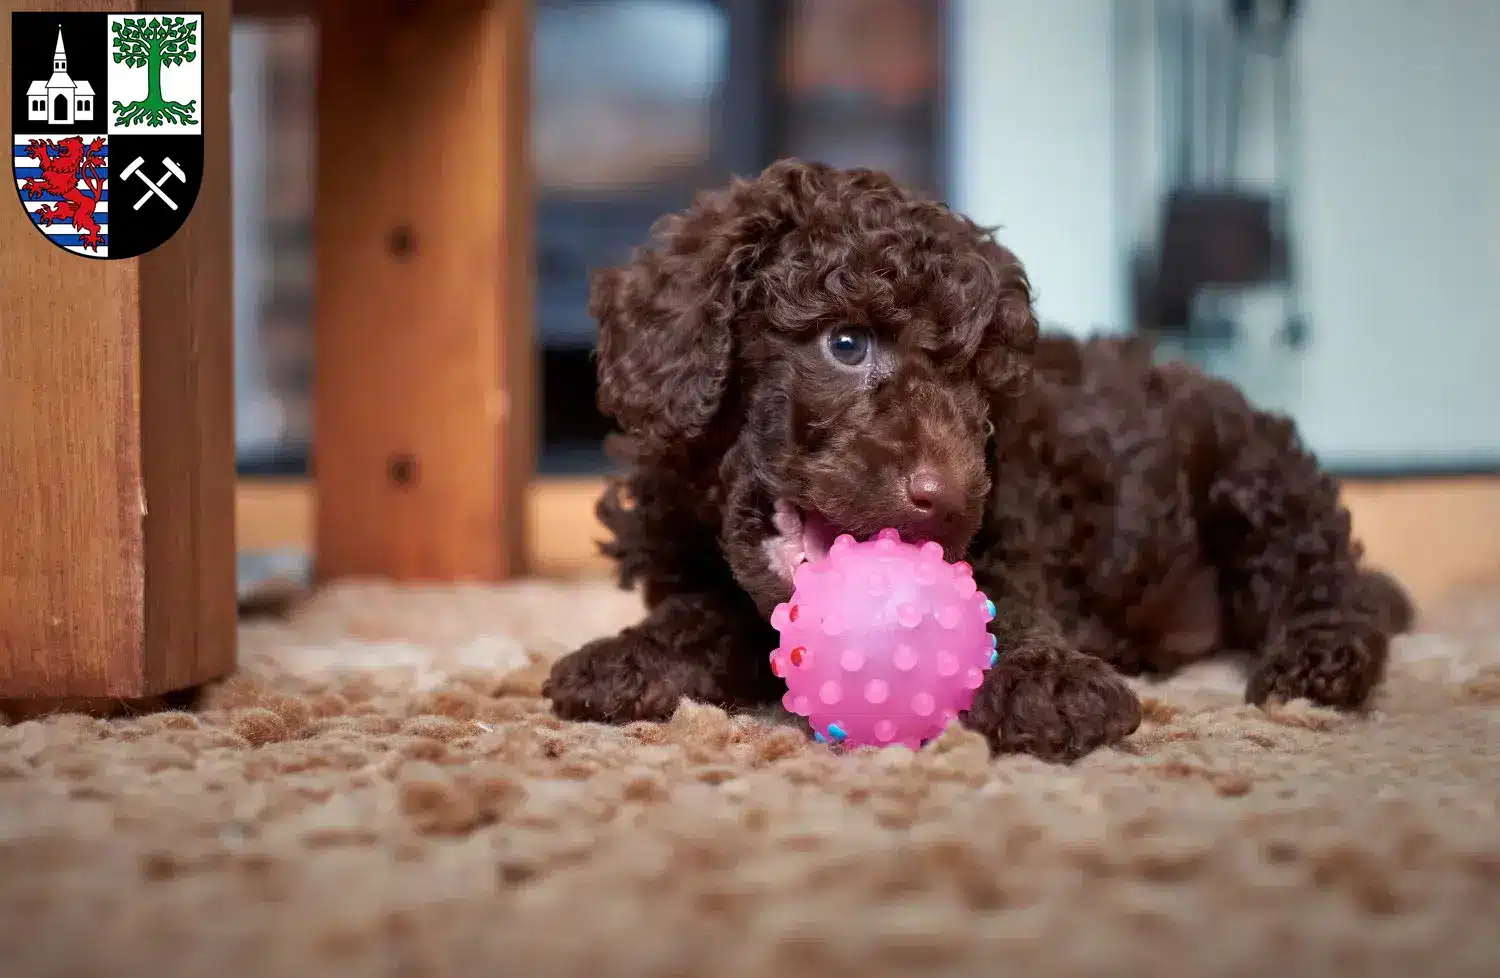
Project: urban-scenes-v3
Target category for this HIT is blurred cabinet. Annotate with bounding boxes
[533,0,762,350]
[231,1,950,479]
[777,0,947,195]
[533,0,948,472]
[233,19,314,473]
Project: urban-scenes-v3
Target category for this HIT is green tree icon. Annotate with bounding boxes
[110,16,198,127]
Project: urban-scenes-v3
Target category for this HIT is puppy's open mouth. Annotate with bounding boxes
[767,500,845,582]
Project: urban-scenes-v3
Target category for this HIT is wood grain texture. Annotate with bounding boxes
[138,0,237,693]
[239,474,1500,612]
[1340,476,1500,613]
[313,0,535,583]
[239,476,609,579]
[0,0,235,699]
[236,478,313,552]
[230,0,313,16]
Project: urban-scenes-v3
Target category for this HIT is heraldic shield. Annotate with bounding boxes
[11,11,204,260]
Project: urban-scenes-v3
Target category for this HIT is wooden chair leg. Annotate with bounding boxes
[0,0,235,700]
[313,0,534,583]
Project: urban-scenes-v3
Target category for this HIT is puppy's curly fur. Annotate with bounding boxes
[543,159,1414,763]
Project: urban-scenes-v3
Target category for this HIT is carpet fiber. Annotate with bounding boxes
[4,579,1500,978]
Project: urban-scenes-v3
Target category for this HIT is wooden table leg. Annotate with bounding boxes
[313,0,534,583]
[0,0,236,700]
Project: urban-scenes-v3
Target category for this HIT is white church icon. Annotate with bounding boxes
[26,28,95,125]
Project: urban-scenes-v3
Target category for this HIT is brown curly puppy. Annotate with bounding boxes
[542,159,1414,762]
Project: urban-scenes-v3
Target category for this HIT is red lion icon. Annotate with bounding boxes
[20,136,108,252]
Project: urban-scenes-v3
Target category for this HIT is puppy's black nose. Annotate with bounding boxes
[905,467,962,520]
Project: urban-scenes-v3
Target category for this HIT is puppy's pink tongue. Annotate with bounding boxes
[801,512,837,564]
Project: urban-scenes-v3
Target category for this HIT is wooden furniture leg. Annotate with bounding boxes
[313,0,534,582]
[0,0,235,699]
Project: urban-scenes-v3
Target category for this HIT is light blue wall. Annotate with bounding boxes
[1286,0,1500,465]
[950,0,1500,467]
[950,0,1125,334]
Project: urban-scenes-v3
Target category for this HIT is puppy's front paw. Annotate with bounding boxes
[960,643,1141,762]
[543,632,710,725]
[1245,624,1388,710]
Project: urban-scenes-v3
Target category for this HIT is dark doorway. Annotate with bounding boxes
[53,93,66,122]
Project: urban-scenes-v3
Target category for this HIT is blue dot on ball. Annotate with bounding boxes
[813,731,827,744]
[827,723,847,741]
[989,650,999,668]
[984,599,997,620]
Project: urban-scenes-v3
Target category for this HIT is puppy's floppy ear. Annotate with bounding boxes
[591,168,801,452]
[976,241,1040,399]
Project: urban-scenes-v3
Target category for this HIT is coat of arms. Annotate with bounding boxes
[11,11,204,259]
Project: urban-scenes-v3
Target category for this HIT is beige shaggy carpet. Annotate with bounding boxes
[3,578,1500,978]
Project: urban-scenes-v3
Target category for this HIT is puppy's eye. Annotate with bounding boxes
[826,326,873,367]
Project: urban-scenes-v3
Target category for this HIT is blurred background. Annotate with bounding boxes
[231,0,1500,585]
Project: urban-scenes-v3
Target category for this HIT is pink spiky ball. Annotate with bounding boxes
[769,528,998,750]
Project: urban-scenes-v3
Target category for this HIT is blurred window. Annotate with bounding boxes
[533,0,729,192]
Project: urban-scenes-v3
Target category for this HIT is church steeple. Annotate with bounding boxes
[53,28,66,73]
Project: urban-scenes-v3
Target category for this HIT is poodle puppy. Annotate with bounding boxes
[542,159,1414,762]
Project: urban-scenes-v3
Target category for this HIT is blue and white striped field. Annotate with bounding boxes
[13,139,110,256]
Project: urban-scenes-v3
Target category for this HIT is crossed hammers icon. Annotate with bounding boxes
[120,156,186,211]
